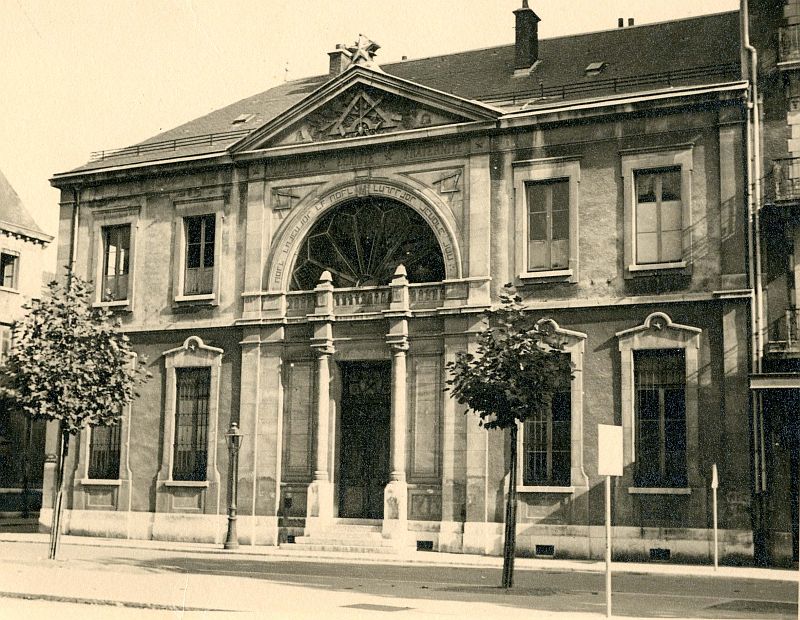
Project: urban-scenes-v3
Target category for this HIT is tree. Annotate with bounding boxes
[446,284,573,589]
[0,273,149,559]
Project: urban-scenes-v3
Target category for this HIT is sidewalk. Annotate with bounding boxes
[1,530,795,582]
[0,532,796,619]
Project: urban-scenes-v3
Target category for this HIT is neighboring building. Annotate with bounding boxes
[0,169,53,518]
[747,0,800,567]
[47,5,762,563]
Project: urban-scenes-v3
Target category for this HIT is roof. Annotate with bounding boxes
[59,10,741,177]
[0,169,51,244]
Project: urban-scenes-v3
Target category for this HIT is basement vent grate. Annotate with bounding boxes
[286,535,296,544]
[417,540,434,551]
[535,544,555,557]
[649,547,671,561]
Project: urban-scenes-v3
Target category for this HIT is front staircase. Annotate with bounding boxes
[287,518,410,554]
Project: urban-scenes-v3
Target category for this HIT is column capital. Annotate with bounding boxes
[387,336,409,353]
[310,341,335,357]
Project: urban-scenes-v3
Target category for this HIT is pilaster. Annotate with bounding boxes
[306,271,336,529]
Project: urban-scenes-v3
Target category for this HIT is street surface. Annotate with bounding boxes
[0,538,796,619]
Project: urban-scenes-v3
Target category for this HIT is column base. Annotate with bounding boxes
[382,480,408,542]
[306,479,334,520]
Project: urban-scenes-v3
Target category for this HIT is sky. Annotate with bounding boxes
[0,0,738,269]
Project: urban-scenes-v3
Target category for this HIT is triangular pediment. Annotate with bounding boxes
[233,66,501,152]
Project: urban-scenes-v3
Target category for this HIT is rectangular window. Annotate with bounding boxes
[172,367,210,481]
[88,423,121,479]
[634,349,687,487]
[527,178,570,271]
[101,225,130,301]
[1,253,18,289]
[634,167,682,265]
[0,325,10,365]
[183,214,215,296]
[523,364,571,486]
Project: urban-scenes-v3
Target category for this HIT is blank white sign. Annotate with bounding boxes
[598,424,623,476]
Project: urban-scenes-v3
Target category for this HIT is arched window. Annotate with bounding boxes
[290,197,446,290]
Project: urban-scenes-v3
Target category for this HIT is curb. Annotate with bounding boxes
[0,532,795,582]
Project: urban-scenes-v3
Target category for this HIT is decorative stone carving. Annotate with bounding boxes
[274,87,465,146]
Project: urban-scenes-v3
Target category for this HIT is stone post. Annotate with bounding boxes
[383,265,410,543]
[306,271,335,532]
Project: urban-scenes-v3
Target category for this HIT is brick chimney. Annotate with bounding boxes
[328,44,352,77]
[514,0,541,71]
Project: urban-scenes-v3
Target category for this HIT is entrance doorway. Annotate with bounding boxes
[338,361,391,519]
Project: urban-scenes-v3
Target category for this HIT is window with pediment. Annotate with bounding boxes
[290,197,445,290]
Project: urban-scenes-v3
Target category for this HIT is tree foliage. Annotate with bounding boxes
[1,274,150,435]
[446,284,573,430]
[446,283,573,589]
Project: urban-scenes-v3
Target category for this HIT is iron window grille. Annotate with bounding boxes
[634,349,687,487]
[523,362,571,486]
[88,423,121,479]
[172,367,211,481]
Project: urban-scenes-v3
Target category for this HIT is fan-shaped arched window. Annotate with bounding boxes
[290,197,446,290]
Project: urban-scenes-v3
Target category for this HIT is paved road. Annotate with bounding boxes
[0,540,796,619]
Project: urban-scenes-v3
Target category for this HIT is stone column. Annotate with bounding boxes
[383,266,410,541]
[306,271,335,531]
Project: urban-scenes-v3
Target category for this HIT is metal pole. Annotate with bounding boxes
[605,474,612,619]
[224,435,240,550]
[712,463,719,570]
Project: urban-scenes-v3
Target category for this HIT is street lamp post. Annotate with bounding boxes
[224,421,243,550]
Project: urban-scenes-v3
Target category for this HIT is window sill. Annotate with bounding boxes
[627,487,691,495]
[627,261,687,273]
[162,480,209,488]
[79,478,122,486]
[517,485,575,494]
[518,269,573,281]
[92,300,131,311]
[0,286,19,295]
[174,293,216,303]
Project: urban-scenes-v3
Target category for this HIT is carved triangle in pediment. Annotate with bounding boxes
[270,85,470,147]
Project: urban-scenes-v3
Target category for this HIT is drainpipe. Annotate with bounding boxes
[741,0,768,565]
[68,187,81,287]
[742,0,764,374]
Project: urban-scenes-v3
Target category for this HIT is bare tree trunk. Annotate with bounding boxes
[501,423,519,589]
[48,426,69,560]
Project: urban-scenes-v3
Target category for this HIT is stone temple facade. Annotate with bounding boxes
[44,4,789,564]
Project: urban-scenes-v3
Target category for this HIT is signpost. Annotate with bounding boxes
[598,425,623,619]
[711,463,719,570]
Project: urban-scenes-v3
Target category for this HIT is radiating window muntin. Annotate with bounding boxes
[102,224,130,301]
[634,349,687,487]
[172,367,211,481]
[634,167,682,265]
[527,178,569,272]
[290,197,445,290]
[88,423,121,479]
[523,358,571,486]
[184,214,215,295]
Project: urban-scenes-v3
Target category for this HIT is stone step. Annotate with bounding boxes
[282,543,401,554]
[307,525,383,535]
[331,518,382,526]
[293,536,395,548]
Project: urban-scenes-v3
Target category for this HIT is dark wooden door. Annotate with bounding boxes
[338,361,391,519]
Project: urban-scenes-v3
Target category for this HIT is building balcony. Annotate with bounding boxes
[780,24,800,65]
[767,307,800,356]
[766,157,800,204]
[239,276,491,325]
